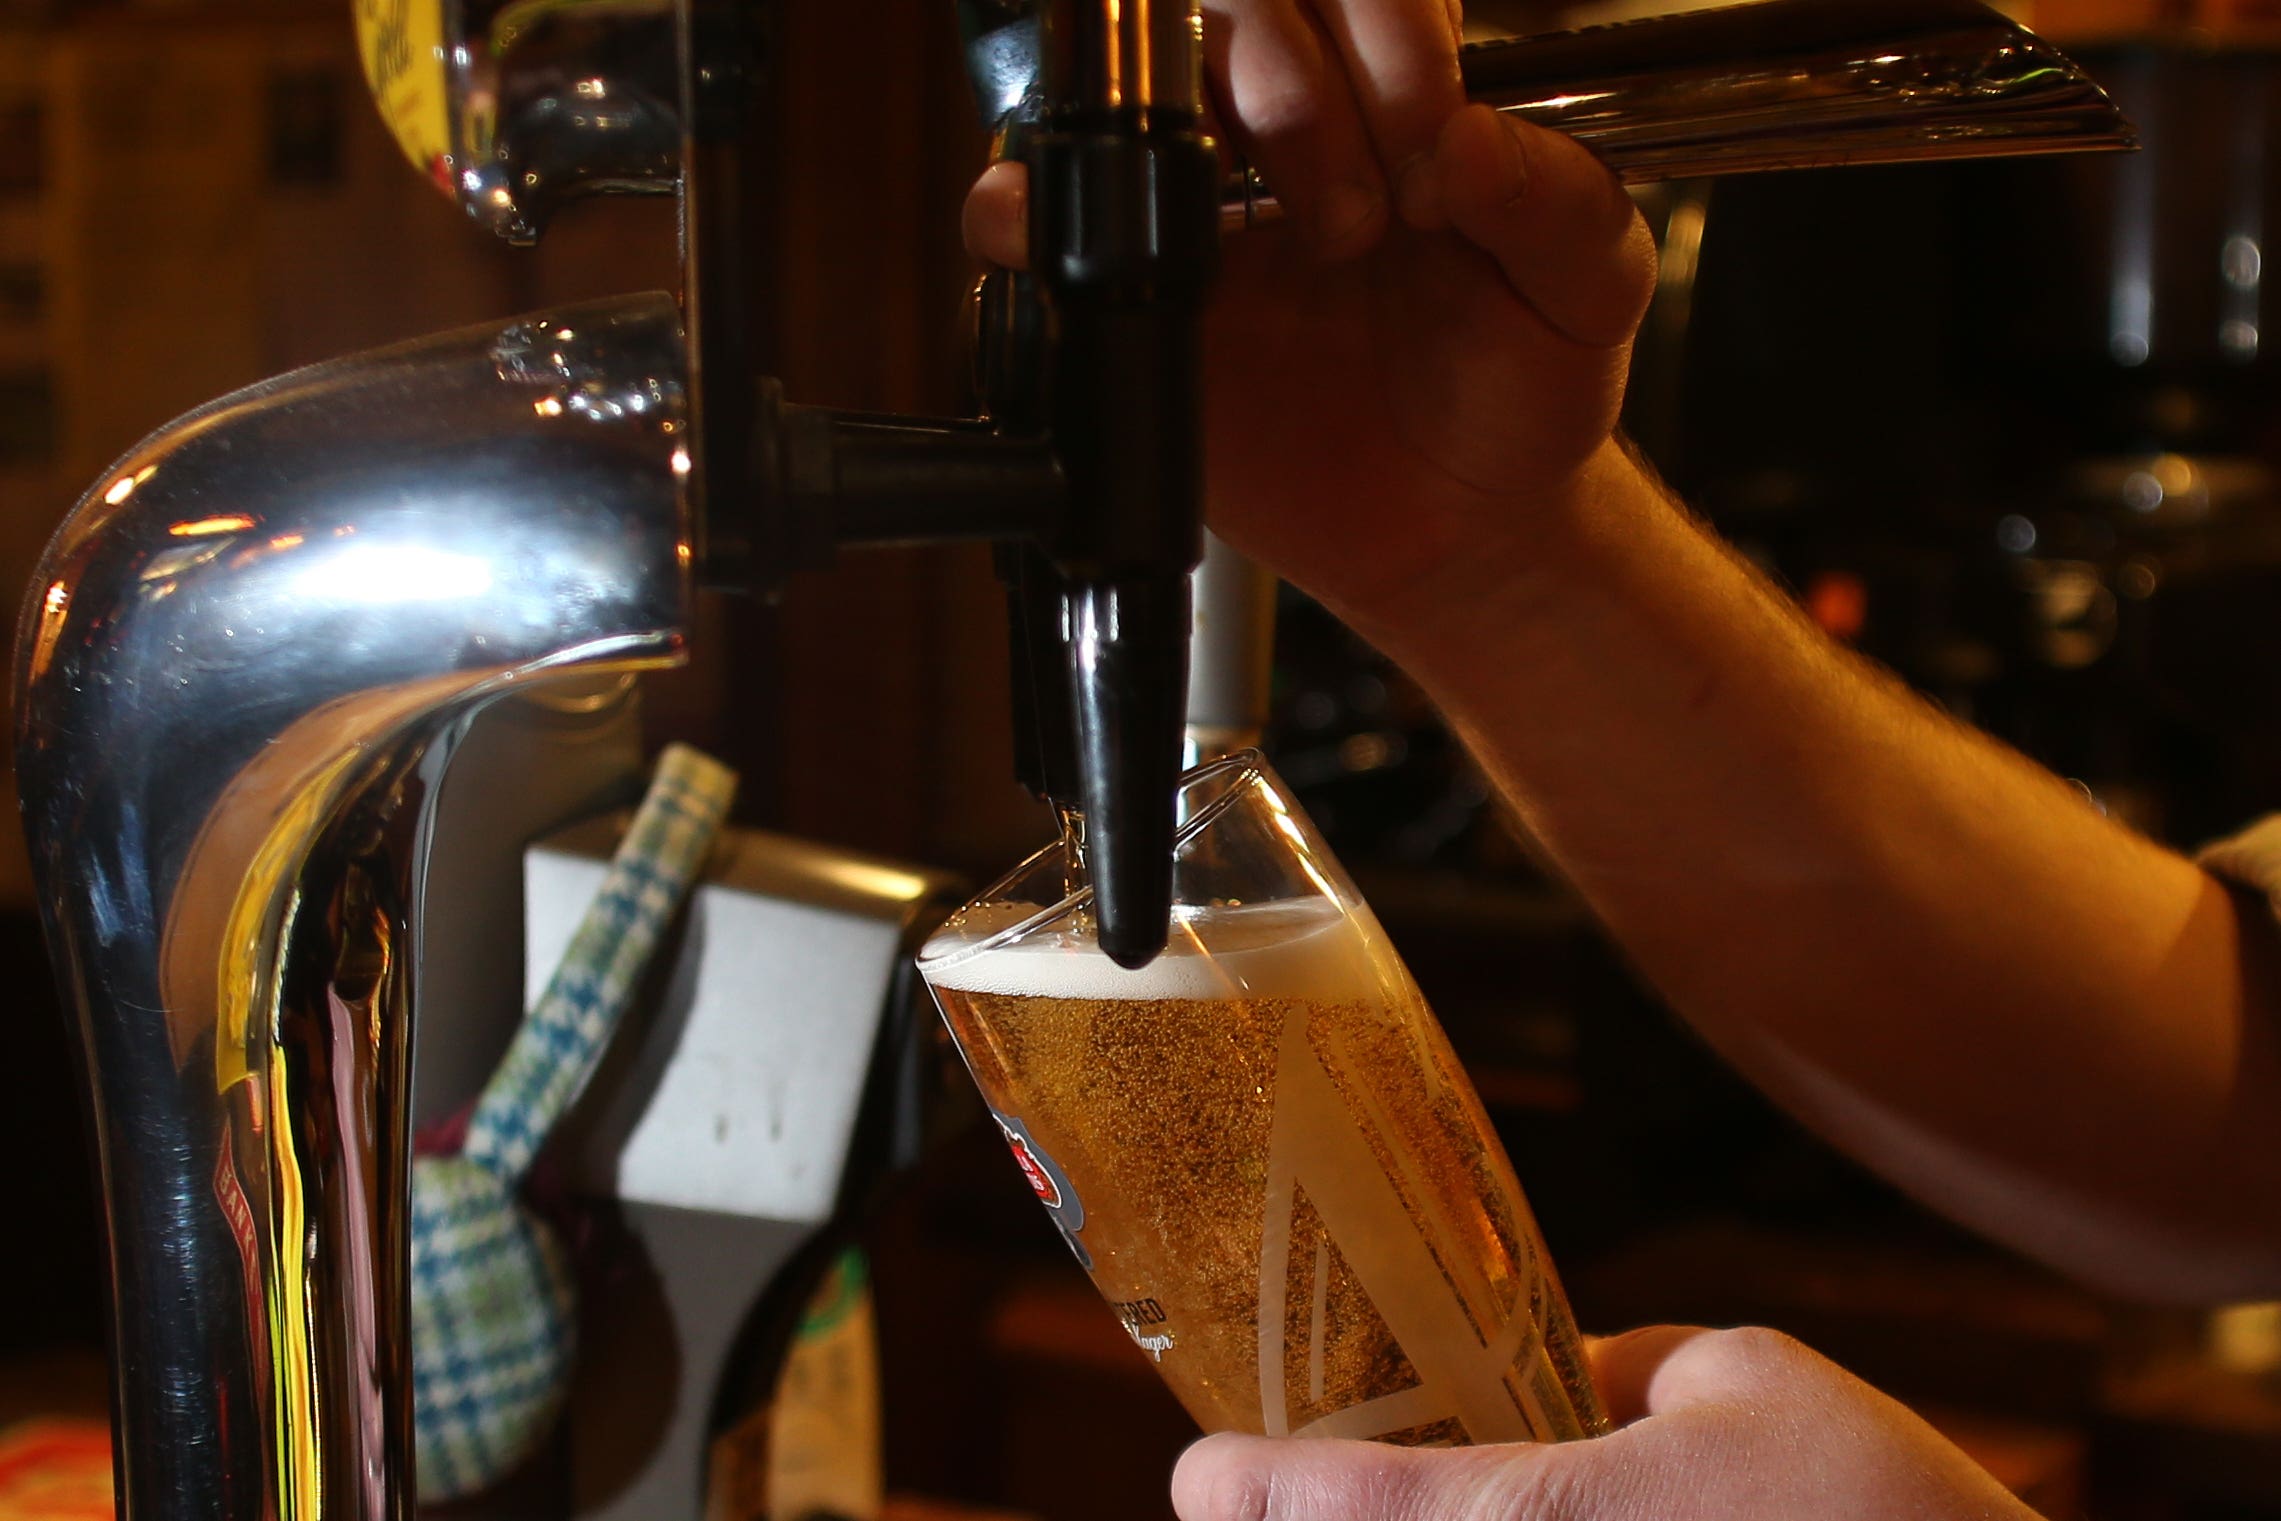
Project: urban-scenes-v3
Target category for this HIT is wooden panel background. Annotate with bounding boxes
[755,0,1045,876]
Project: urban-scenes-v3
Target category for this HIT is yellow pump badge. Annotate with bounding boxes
[356,0,452,186]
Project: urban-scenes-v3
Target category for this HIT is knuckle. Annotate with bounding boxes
[1704,1324,1819,1380]
[1589,167,1639,241]
[1619,214,1660,320]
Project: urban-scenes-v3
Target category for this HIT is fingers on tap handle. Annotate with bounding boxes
[1198,0,1464,258]
[1201,0,1384,258]
[1427,105,1660,351]
[955,2,1469,267]
[1288,0,1465,174]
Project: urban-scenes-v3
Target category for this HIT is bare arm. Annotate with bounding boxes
[964,6,2281,1302]
[1335,438,2281,1304]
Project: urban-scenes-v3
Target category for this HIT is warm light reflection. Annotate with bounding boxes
[102,466,154,505]
[28,580,71,681]
[2225,234,2263,291]
[534,396,564,417]
[1257,786,1341,903]
[169,515,257,538]
[138,542,229,584]
[1525,90,1616,112]
[1105,0,1123,107]
[670,447,692,476]
[815,860,937,903]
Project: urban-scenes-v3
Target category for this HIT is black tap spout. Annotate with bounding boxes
[1025,0,1219,966]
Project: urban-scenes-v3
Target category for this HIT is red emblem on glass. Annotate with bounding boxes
[1006,1133,1061,1208]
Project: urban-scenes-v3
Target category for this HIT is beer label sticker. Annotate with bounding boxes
[212,1138,274,1397]
[1115,1297,1177,1363]
[355,0,452,187]
[992,1111,1090,1269]
[1008,1134,1059,1207]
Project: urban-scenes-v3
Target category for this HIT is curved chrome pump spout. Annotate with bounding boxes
[14,293,691,1521]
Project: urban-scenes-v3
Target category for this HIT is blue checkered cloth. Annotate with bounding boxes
[410,743,737,1501]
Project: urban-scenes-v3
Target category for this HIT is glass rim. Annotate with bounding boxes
[916,748,1268,978]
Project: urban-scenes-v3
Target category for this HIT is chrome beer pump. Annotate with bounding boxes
[12,1,2134,1517]
[18,0,1221,1512]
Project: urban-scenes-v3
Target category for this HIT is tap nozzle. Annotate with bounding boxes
[1025,0,1218,966]
[1065,575,1191,967]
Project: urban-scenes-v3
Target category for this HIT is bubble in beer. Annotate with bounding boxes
[925,899,1605,1443]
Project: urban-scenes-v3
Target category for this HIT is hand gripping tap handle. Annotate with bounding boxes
[965,0,1219,968]
[362,0,2129,972]
[957,0,2131,966]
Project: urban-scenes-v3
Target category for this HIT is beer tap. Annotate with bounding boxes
[957,0,1220,965]
[1013,0,1220,968]
[13,2,2136,1517]
[364,0,2145,978]
[372,0,1213,966]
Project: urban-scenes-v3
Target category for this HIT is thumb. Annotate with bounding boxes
[1171,1432,1566,1521]
[961,159,1030,270]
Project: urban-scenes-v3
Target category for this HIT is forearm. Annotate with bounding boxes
[1332,440,2281,1301]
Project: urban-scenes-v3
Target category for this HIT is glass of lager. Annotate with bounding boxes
[918,751,1607,1445]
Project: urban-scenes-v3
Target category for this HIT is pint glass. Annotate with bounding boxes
[918,752,1607,1444]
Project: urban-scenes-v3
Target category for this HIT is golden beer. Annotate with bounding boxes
[925,894,1607,1443]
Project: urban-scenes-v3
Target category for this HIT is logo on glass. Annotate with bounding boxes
[992,1111,1090,1269]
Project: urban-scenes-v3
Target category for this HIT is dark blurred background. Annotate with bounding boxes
[10,1,2281,1517]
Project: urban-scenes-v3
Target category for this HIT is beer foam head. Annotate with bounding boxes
[921,897,1371,1002]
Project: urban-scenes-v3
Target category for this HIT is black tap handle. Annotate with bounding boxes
[956,0,1218,966]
